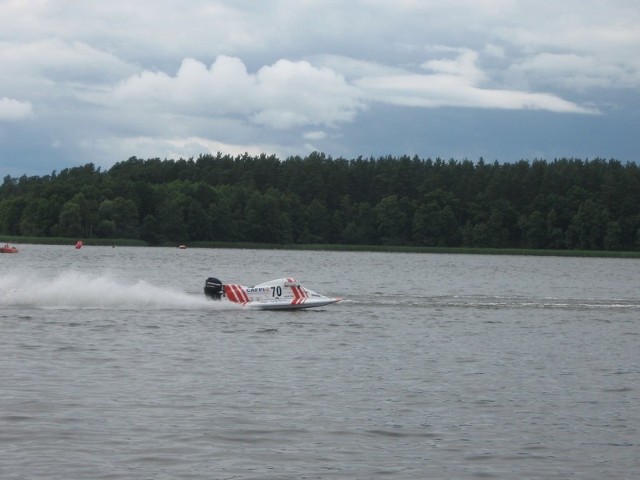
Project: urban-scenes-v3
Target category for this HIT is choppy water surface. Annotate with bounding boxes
[1,245,638,479]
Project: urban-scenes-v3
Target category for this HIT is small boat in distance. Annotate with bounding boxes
[204,277,342,310]
[1,243,18,253]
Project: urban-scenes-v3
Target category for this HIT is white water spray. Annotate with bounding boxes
[0,270,236,310]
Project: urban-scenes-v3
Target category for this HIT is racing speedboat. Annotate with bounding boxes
[204,277,342,310]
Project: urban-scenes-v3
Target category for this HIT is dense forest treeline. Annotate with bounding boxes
[1,153,639,251]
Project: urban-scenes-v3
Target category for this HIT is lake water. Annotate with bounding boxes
[1,244,638,479]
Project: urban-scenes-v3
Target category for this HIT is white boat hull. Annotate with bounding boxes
[244,297,342,310]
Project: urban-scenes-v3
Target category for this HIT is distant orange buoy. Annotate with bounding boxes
[75,240,83,249]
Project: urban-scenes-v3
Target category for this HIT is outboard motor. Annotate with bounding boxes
[204,277,223,300]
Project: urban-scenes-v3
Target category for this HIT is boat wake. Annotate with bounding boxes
[0,271,238,310]
[350,293,640,312]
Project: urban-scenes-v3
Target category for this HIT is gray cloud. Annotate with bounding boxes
[0,0,638,175]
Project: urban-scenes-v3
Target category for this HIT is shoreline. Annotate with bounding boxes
[3,236,640,259]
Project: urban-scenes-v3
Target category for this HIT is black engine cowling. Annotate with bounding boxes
[204,277,223,300]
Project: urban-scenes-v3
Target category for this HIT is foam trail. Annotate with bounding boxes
[0,271,235,310]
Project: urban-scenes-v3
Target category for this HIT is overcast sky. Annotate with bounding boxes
[1,0,638,177]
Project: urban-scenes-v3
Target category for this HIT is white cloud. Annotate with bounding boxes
[356,74,596,113]
[102,46,596,137]
[421,48,488,84]
[81,134,299,167]
[105,56,365,129]
[251,59,365,128]
[303,131,328,141]
[354,49,597,114]
[0,97,33,120]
